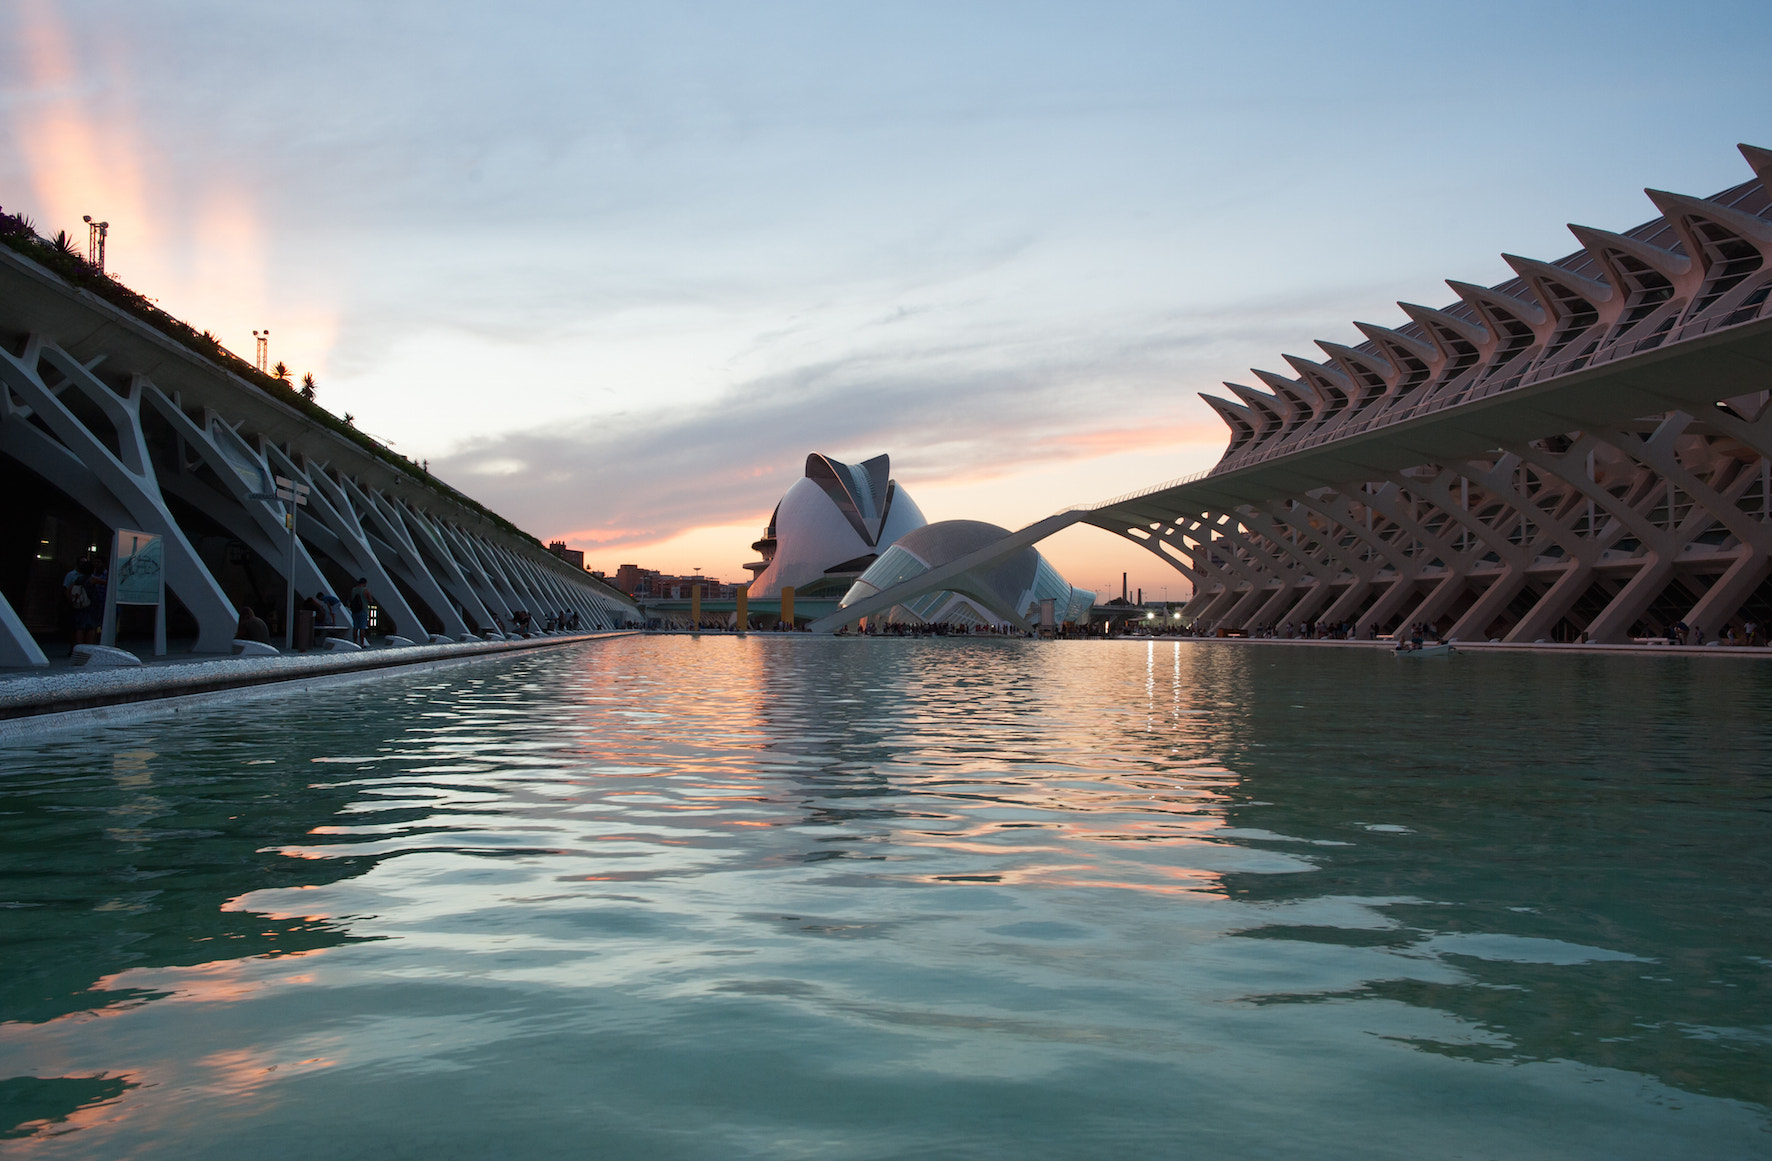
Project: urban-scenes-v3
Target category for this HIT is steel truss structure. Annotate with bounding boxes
[0,247,636,666]
[1083,145,1772,643]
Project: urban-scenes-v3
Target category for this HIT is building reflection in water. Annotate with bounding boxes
[0,637,1766,1145]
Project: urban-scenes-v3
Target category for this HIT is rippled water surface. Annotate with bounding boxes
[1,636,1770,1158]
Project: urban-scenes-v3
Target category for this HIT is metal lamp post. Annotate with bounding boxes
[248,474,311,650]
[274,476,310,649]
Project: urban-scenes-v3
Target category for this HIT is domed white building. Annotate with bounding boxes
[839,519,1095,629]
[744,453,927,601]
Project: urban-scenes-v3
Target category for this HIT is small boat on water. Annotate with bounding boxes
[1394,642,1456,658]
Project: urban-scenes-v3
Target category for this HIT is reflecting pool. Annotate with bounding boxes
[1,637,1769,1158]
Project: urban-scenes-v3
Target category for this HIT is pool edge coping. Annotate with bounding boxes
[0,632,639,726]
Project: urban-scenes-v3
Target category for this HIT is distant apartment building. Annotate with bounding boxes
[612,564,733,599]
[546,541,586,570]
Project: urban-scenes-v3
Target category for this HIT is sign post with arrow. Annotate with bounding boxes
[248,472,311,651]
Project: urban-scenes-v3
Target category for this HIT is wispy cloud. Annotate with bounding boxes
[432,314,1254,551]
[5,0,1770,594]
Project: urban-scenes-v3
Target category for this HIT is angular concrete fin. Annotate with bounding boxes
[1567,224,1693,285]
[1251,368,1319,412]
[1398,302,1489,350]
[1201,394,1257,448]
[1501,253,1615,312]
[1643,187,1772,251]
[1446,280,1548,330]
[1354,321,1439,368]
[1739,144,1772,195]
[1281,354,1353,412]
[1316,340,1395,389]
[1281,353,1350,388]
[1200,392,1251,416]
[1225,381,1285,430]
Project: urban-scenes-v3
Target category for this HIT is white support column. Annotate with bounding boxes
[430,522,510,623]
[0,339,238,651]
[1234,502,1356,629]
[445,527,526,625]
[1340,482,1479,635]
[342,479,469,637]
[1598,422,1772,636]
[481,540,552,621]
[1267,494,1387,628]
[0,589,48,667]
[1193,514,1290,630]
[1173,525,1249,626]
[1190,510,1318,631]
[274,452,425,641]
[140,387,331,601]
[1129,529,1214,618]
[390,503,497,633]
[1440,454,1589,642]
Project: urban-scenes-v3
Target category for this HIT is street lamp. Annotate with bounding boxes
[248,473,311,650]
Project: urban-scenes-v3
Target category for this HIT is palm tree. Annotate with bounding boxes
[271,360,291,384]
[300,372,317,401]
[50,230,79,257]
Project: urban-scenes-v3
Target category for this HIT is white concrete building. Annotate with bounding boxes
[817,145,1772,644]
[744,453,926,601]
[0,234,637,666]
[840,519,1094,630]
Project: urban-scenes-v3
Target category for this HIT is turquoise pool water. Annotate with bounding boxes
[1,637,1768,1158]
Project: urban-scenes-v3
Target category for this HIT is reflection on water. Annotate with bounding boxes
[0,638,1768,1157]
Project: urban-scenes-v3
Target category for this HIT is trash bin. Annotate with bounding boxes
[295,609,315,651]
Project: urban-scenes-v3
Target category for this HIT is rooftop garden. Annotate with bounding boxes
[0,210,539,546]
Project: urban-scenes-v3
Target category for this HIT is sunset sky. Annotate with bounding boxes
[4,1,1771,598]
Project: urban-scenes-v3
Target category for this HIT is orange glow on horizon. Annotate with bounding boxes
[13,0,150,257]
[6,3,337,391]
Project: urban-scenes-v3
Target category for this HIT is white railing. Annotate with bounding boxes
[1078,466,1217,512]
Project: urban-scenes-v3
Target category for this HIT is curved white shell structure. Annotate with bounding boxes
[745,453,926,600]
[842,519,1093,628]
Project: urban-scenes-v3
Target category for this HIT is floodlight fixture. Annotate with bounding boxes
[82,215,109,271]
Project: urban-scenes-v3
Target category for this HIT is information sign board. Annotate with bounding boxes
[114,529,165,606]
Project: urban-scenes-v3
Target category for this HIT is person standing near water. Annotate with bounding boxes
[63,556,98,651]
[348,577,375,646]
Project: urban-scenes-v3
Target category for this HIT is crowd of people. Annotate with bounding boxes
[231,580,586,649]
[1243,619,1374,640]
[1661,620,1764,646]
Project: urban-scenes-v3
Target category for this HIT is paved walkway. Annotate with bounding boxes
[1126,635,1772,658]
[0,632,635,723]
